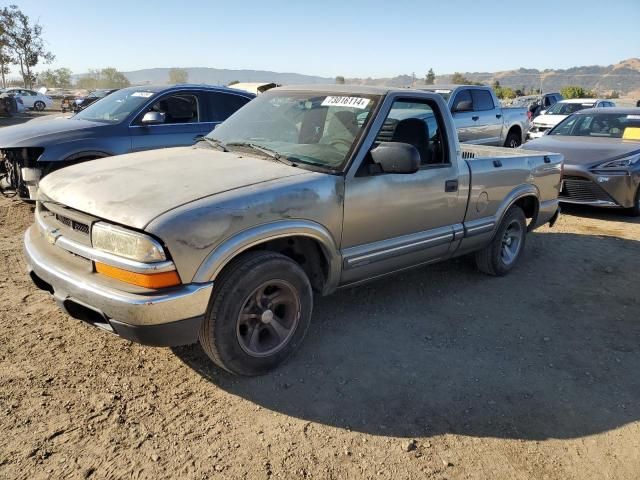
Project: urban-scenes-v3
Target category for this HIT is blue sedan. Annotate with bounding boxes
[0,84,254,200]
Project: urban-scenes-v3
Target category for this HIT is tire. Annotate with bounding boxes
[504,130,522,148]
[34,101,46,111]
[199,250,313,376]
[475,206,527,276]
[628,186,640,217]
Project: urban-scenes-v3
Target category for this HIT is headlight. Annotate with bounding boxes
[597,155,640,169]
[92,222,166,262]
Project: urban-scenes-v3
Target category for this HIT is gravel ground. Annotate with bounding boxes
[0,195,639,480]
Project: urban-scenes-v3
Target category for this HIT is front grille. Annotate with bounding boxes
[560,176,614,203]
[54,213,90,236]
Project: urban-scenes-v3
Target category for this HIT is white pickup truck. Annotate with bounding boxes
[421,85,529,148]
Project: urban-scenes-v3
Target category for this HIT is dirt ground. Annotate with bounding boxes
[0,193,639,479]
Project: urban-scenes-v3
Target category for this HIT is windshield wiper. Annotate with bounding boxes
[198,137,229,152]
[225,142,296,166]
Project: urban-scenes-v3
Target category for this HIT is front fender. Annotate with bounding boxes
[192,219,342,293]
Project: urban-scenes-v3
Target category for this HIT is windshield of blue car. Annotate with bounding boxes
[73,89,156,123]
[545,102,593,115]
[207,91,381,169]
[550,113,640,139]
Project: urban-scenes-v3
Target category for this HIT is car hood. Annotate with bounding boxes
[0,116,105,148]
[532,114,566,128]
[38,146,311,229]
[524,136,640,166]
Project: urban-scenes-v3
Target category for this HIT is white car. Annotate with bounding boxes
[2,88,54,111]
[527,98,615,140]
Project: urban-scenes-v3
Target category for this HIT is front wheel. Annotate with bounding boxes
[199,251,313,376]
[504,130,522,148]
[33,101,46,111]
[475,206,527,276]
[628,186,640,217]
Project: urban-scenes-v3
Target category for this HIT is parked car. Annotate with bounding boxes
[0,84,255,199]
[60,93,84,113]
[524,108,640,215]
[0,88,54,111]
[71,89,118,113]
[524,92,563,120]
[23,85,562,375]
[527,98,615,140]
[421,85,529,147]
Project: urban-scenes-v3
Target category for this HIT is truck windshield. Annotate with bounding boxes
[207,91,380,169]
[73,88,157,124]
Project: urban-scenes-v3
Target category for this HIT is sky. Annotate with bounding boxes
[12,0,640,78]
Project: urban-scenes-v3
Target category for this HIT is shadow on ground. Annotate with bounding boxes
[561,203,640,224]
[175,231,640,441]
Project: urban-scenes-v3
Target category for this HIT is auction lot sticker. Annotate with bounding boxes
[321,96,370,109]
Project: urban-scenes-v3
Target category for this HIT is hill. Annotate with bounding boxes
[74,59,640,95]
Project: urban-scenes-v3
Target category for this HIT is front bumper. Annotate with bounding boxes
[560,165,638,208]
[24,225,213,346]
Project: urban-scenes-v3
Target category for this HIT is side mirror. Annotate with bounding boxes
[141,111,165,125]
[370,142,420,174]
[453,100,473,112]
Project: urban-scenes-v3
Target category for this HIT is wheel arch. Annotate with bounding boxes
[192,220,342,295]
[495,184,540,234]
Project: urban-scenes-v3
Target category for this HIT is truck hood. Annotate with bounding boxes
[38,146,311,229]
[523,136,640,166]
[0,116,105,148]
[532,114,566,128]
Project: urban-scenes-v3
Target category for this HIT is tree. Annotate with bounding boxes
[168,67,188,84]
[451,72,471,84]
[76,67,130,89]
[560,86,594,99]
[3,5,54,88]
[607,91,620,99]
[335,75,345,85]
[100,67,129,88]
[38,67,72,87]
[425,68,435,85]
[0,6,16,88]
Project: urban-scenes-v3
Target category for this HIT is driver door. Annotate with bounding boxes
[340,97,466,284]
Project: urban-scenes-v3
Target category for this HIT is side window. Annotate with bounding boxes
[206,92,251,122]
[373,99,449,167]
[452,90,472,112]
[471,90,494,111]
[140,94,199,124]
[544,96,552,107]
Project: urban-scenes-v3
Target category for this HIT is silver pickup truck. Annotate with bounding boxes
[24,85,562,375]
[421,85,529,147]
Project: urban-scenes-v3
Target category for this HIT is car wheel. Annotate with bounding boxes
[504,131,522,148]
[475,206,527,276]
[33,101,46,111]
[199,250,313,376]
[628,186,640,217]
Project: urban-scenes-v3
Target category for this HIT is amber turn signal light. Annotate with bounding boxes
[95,262,181,288]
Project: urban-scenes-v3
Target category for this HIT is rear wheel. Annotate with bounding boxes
[199,251,313,376]
[475,206,527,276]
[504,130,522,148]
[33,101,46,111]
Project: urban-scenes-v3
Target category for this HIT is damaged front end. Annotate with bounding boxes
[0,147,45,200]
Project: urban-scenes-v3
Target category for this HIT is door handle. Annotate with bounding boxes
[445,179,459,192]
[472,116,479,121]
[496,114,502,119]
[544,156,551,164]
[493,160,502,168]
